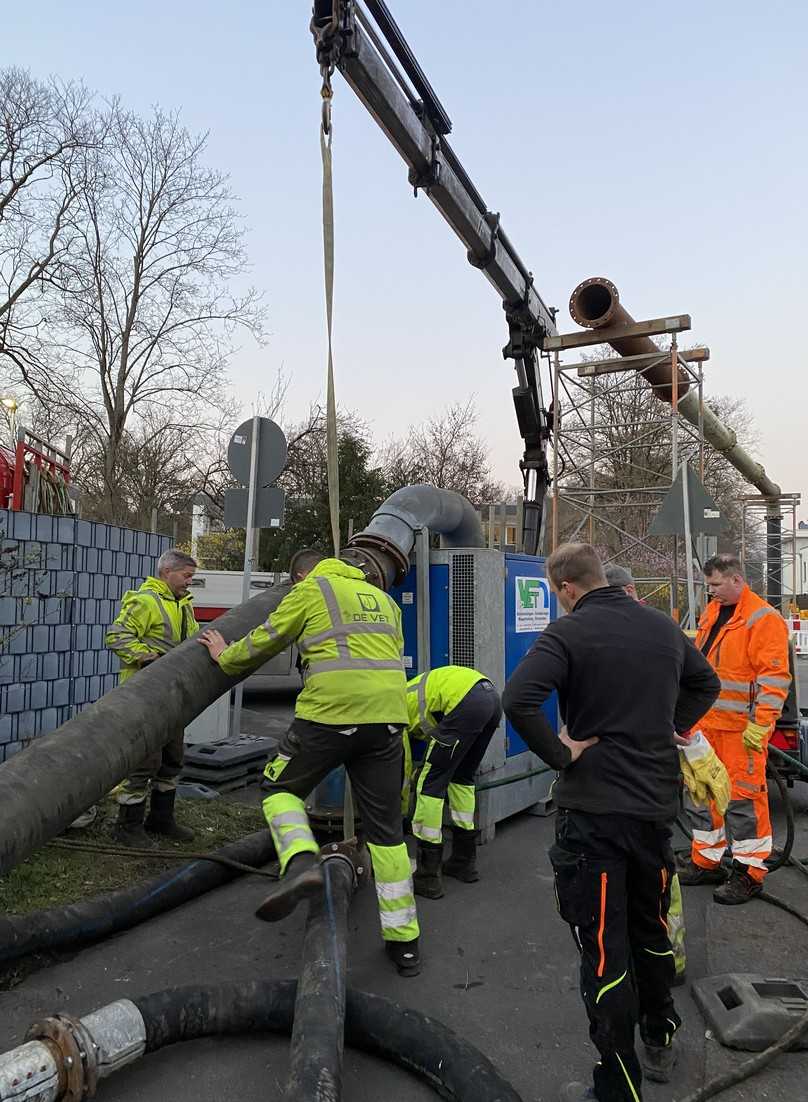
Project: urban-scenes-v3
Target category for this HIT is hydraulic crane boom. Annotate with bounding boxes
[311,0,557,555]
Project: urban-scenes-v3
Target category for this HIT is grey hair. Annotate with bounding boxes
[157,549,197,575]
[604,564,635,588]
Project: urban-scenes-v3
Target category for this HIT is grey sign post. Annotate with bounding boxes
[650,464,728,630]
[227,416,288,738]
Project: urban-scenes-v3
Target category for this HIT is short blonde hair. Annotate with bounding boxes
[546,542,607,591]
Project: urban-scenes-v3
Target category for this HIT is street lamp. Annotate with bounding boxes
[0,396,18,445]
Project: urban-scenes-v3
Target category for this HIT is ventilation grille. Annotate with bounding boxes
[450,554,475,667]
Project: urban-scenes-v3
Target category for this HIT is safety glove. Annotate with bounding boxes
[678,730,731,815]
[742,721,770,754]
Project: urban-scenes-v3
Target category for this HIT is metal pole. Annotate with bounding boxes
[670,335,679,621]
[792,502,798,607]
[766,501,782,611]
[681,461,697,630]
[231,414,260,740]
[588,375,595,545]
[285,854,355,1102]
[415,525,431,673]
[552,351,560,551]
[150,508,158,535]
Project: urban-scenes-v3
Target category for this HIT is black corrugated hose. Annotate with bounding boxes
[0,829,277,970]
[132,980,524,1101]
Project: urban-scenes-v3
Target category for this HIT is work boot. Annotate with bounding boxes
[255,852,324,922]
[558,1084,597,1102]
[144,789,195,842]
[713,865,763,906]
[112,801,153,847]
[676,856,726,886]
[443,827,479,883]
[385,938,421,977]
[413,840,444,899]
[642,1039,678,1083]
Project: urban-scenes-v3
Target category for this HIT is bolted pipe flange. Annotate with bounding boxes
[25,1014,98,1101]
[319,839,370,890]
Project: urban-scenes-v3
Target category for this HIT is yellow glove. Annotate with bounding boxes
[679,730,731,816]
[680,756,708,806]
[742,721,769,753]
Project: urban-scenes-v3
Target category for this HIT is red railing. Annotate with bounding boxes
[10,430,71,511]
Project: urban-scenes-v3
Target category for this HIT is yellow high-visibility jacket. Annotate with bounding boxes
[106,577,199,683]
[405,666,488,739]
[218,558,408,725]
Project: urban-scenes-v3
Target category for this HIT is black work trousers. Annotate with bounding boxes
[549,809,680,1102]
[421,681,502,793]
[263,717,405,846]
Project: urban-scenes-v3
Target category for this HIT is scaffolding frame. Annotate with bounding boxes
[739,493,801,609]
[546,322,708,624]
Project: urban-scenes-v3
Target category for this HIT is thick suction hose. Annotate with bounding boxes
[0,830,275,970]
[286,856,355,1100]
[0,586,290,877]
[0,982,525,1102]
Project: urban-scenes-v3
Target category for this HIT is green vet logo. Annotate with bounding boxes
[515,575,550,634]
[517,578,545,609]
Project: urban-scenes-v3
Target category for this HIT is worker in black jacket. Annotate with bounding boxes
[503,543,720,1102]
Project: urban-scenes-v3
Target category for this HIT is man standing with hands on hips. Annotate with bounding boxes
[504,543,720,1102]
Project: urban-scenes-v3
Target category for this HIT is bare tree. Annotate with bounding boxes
[381,399,505,506]
[0,68,98,387]
[22,104,265,522]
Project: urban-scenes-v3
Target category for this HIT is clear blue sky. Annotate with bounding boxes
[7,1,808,511]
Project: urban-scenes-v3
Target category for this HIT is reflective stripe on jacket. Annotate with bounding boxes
[405,665,488,739]
[106,577,199,682]
[218,558,408,724]
[696,585,790,732]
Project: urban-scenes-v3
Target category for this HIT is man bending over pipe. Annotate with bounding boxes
[199,547,421,977]
[403,665,501,898]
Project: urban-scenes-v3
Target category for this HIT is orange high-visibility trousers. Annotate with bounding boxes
[686,726,772,883]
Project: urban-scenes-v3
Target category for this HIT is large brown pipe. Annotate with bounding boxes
[568,276,781,499]
[569,276,690,401]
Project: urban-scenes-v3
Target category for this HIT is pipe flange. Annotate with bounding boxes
[344,534,408,588]
[320,839,370,890]
[569,275,619,329]
[25,1013,98,1100]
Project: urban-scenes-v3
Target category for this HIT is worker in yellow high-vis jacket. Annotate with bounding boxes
[105,549,199,846]
[199,551,421,977]
[405,666,501,899]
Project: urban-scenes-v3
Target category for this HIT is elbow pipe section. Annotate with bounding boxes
[1,982,524,1102]
[0,586,290,878]
[0,830,275,971]
[347,484,484,586]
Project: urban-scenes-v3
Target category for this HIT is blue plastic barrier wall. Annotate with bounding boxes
[0,510,170,761]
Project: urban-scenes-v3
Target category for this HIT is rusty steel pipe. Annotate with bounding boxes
[569,276,690,401]
[568,276,781,499]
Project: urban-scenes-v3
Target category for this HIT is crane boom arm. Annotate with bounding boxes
[311,0,556,554]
